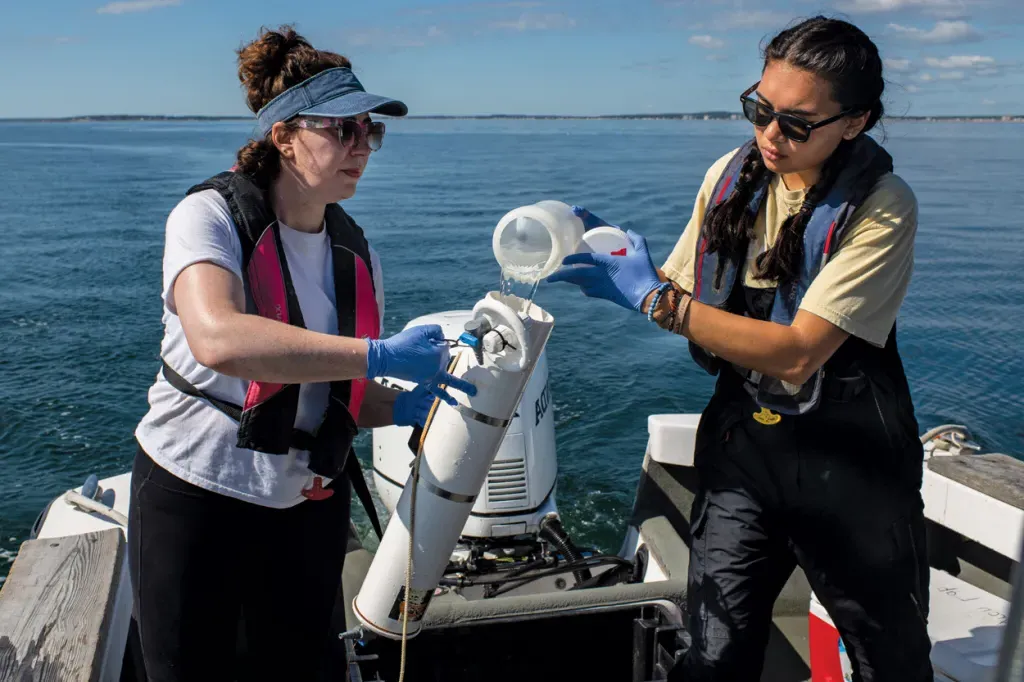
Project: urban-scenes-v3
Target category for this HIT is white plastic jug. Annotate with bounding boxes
[492,201,632,283]
[492,200,584,283]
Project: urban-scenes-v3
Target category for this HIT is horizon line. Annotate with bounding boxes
[2,112,1022,121]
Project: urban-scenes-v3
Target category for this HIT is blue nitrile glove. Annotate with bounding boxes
[571,205,614,231]
[392,374,478,427]
[392,384,434,427]
[429,372,478,405]
[546,216,662,312]
[366,324,451,383]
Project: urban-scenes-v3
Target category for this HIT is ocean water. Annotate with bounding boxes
[1,119,1021,579]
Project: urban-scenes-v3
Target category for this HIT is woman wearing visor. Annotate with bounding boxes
[548,17,930,681]
[129,26,474,681]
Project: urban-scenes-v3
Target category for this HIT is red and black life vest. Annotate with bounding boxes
[161,171,382,519]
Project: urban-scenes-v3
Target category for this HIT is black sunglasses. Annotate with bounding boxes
[740,83,853,143]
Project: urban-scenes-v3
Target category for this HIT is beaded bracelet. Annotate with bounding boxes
[647,282,674,323]
[659,284,684,329]
[652,284,675,328]
[652,284,692,336]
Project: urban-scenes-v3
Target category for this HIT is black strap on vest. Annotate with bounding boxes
[726,284,899,407]
[160,361,384,539]
[172,171,383,536]
[184,172,375,466]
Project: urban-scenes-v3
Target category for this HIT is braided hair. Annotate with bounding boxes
[703,16,885,287]
[755,139,853,283]
[704,144,767,279]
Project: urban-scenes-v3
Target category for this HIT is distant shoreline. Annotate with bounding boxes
[2,113,1022,123]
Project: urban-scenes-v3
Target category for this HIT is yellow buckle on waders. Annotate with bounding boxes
[753,407,782,425]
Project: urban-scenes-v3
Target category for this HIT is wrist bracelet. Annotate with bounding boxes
[657,284,684,331]
[659,285,680,330]
[647,282,673,323]
[672,293,693,336]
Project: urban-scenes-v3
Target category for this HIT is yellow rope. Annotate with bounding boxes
[398,357,454,682]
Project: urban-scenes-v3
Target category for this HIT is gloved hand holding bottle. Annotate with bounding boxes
[546,206,663,312]
[570,205,616,232]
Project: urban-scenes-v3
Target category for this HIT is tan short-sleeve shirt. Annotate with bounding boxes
[661,148,918,348]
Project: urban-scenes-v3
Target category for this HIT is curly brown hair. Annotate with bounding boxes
[235,26,352,186]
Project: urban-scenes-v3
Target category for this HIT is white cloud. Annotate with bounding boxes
[689,35,725,49]
[343,27,434,48]
[706,53,729,62]
[887,20,981,44]
[405,1,543,14]
[24,35,81,45]
[96,0,180,14]
[489,12,575,31]
[885,58,913,72]
[344,8,573,48]
[924,55,995,69]
[885,53,1009,93]
[835,0,972,16]
[624,58,676,73]
[707,10,790,30]
[982,99,996,105]
[837,0,900,9]
[902,55,1010,81]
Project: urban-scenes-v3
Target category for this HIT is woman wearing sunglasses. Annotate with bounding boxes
[549,16,929,681]
[129,26,474,681]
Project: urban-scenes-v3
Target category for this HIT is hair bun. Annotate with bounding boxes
[237,26,312,114]
[231,25,354,184]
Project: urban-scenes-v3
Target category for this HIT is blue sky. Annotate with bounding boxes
[2,0,1022,117]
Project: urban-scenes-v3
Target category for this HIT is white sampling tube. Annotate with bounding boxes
[352,292,554,639]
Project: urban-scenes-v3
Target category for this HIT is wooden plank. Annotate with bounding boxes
[928,454,1024,512]
[0,529,125,682]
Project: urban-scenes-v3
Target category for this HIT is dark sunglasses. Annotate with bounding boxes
[295,117,386,151]
[740,83,853,143]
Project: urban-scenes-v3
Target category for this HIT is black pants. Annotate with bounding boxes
[127,446,351,682]
[670,374,932,682]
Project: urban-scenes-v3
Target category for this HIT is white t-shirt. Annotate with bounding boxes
[135,189,385,508]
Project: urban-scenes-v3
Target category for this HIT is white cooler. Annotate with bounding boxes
[808,568,1008,681]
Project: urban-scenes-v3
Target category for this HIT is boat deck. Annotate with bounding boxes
[0,528,128,681]
[928,453,1024,511]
